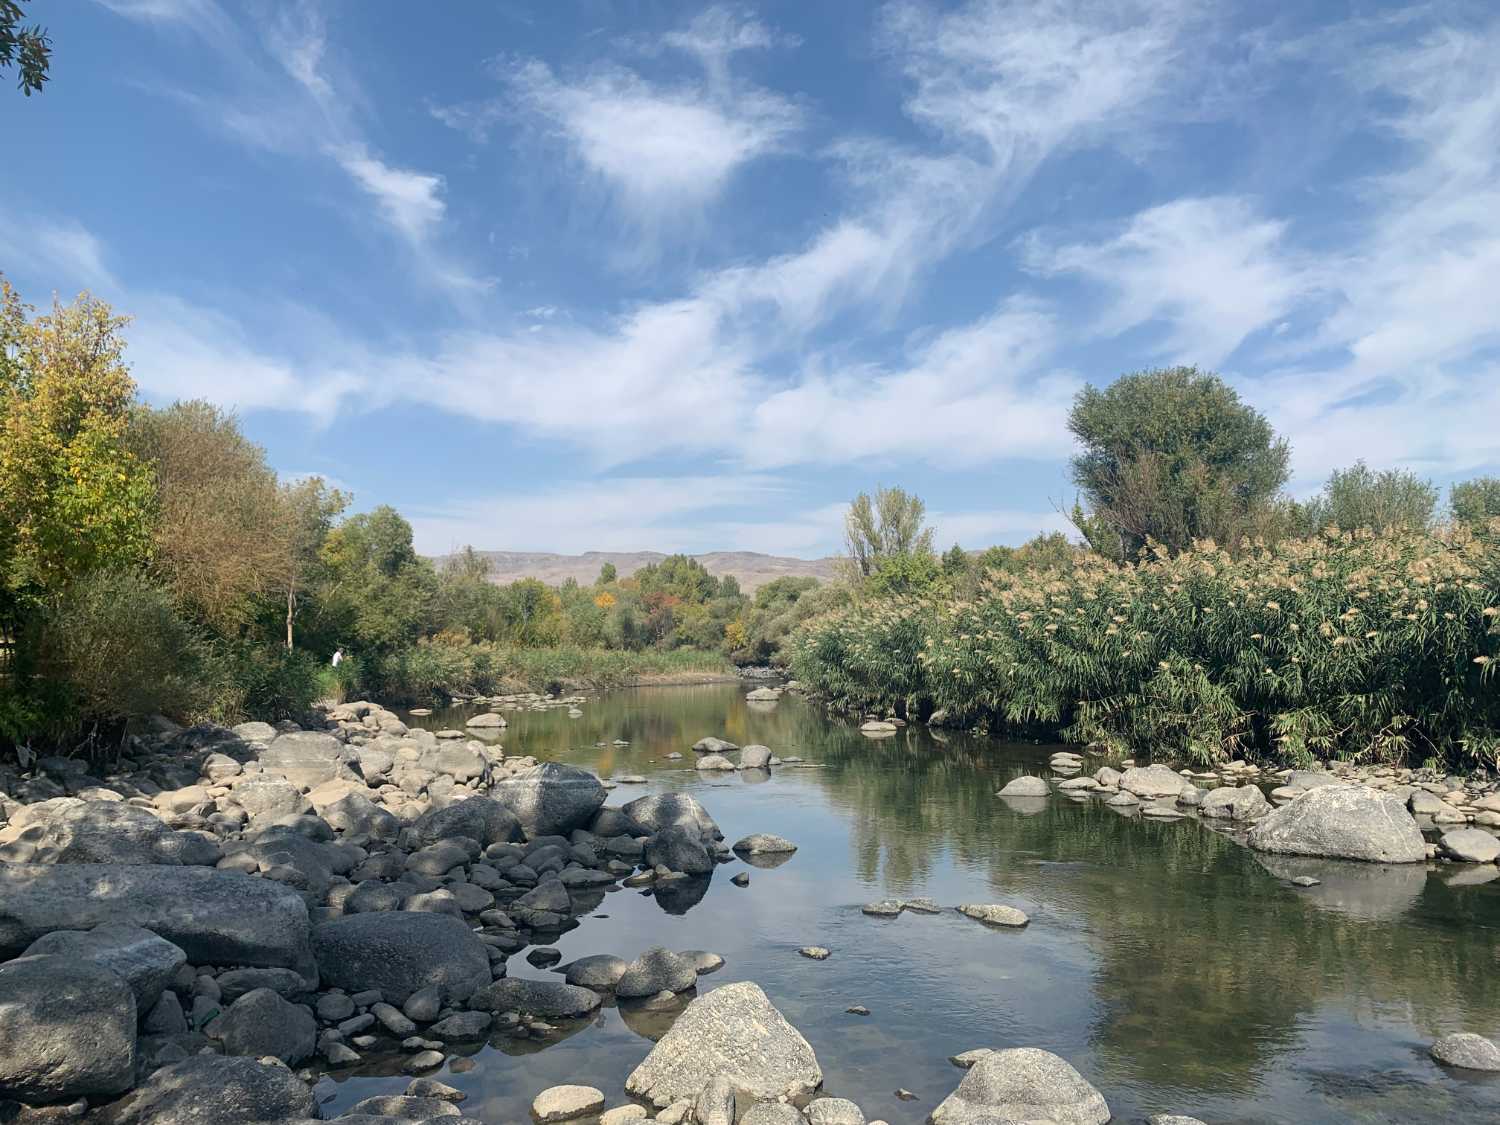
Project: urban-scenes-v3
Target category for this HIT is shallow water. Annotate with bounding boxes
[317,684,1500,1123]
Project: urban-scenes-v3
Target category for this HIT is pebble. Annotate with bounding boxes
[846,1005,871,1016]
[799,946,832,960]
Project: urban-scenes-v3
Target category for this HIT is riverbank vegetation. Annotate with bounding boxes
[0,283,813,753]
[791,369,1500,771]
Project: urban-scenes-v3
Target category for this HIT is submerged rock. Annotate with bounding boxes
[1431,1032,1500,1070]
[625,981,823,1106]
[1247,785,1426,863]
[958,903,1029,928]
[930,1047,1109,1125]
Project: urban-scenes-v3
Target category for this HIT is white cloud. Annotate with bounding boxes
[1029,196,1312,366]
[930,507,1073,549]
[503,59,799,229]
[333,145,448,244]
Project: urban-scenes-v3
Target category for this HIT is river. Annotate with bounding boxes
[315,682,1500,1123]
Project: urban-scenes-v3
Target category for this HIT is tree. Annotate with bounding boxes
[1,2,50,96]
[500,578,564,647]
[844,487,935,578]
[634,554,718,605]
[128,401,292,633]
[1299,461,1437,534]
[277,477,347,649]
[597,562,617,585]
[1451,477,1500,526]
[1068,367,1290,556]
[316,506,436,651]
[0,289,155,594]
[941,544,971,576]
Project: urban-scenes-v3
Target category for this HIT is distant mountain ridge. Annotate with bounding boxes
[430,549,841,593]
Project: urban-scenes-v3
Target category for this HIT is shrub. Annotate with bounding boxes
[791,524,1500,769]
[36,570,208,738]
[206,642,320,722]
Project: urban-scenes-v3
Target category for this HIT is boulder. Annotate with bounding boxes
[490,763,607,838]
[214,987,316,1064]
[0,864,312,972]
[259,731,357,789]
[346,1094,462,1118]
[622,793,721,841]
[692,737,738,753]
[1119,765,1188,799]
[32,801,218,865]
[732,833,797,855]
[470,977,602,1019]
[998,776,1050,798]
[96,1054,318,1124]
[615,947,699,998]
[740,745,773,769]
[1247,785,1426,863]
[563,954,629,990]
[0,954,136,1103]
[625,981,822,1107]
[645,825,714,875]
[311,912,491,1004]
[465,712,506,728]
[229,776,312,822]
[532,1085,605,1123]
[1438,828,1500,863]
[322,791,401,839]
[1431,1032,1500,1070]
[930,1047,1109,1125]
[23,921,185,1011]
[1198,784,1271,821]
[411,796,522,848]
[695,754,737,771]
[808,1098,865,1125]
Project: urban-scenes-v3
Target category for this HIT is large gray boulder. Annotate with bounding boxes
[311,912,490,1004]
[0,864,312,973]
[259,731,358,789]
[622,792,721,842]
[214,987,316,1064]
[563,954,629,990]
[1198,784,1271,821]
[470,977,602,1019]
[930,1047,1109,1125]
[1120,765,1188,799]
[411,796,522,848]
[998,776,1050,798]
[32,801,218,865]
[0,953,136,1103]
[322,791,401,839]
[615,947,699,998]
[229,776,312,822]
[1438,828,1500,863]
[96,1055,318,1124]
[625,981,822,1107]
[23,922,185,1011]
[491,763,607,838]
[1247,784,1426,863]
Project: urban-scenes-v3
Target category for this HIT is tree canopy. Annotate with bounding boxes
[1,1,49,96]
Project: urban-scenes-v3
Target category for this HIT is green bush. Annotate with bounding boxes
[206,642,320,722]
[791,523,1500,769]
[36,570,209,737]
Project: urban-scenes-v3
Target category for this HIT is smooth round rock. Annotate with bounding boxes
[532,1084,605,1122]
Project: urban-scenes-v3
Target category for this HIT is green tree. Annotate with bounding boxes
[1300,461,1437,534]
[597,562,617,585]
[1068,367,1290,557]
[634,554,718,605]
[844,486,935,579]
[1451,477,1500,526]
[316,506,436,652]
[500,577,564,647]
[1,1,50,96]
[941,543,971,576]
[0,288,155,595]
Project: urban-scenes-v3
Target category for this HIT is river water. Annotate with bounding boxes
[316,683,1500,1123]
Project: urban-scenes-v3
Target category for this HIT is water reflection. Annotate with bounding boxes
[358,685,1500,1125]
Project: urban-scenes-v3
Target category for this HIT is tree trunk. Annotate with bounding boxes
[286,581,295,650]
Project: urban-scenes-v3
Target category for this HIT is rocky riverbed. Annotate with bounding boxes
[2,685,1500,1123]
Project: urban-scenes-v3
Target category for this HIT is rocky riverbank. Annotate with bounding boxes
[3,685,1499,1124]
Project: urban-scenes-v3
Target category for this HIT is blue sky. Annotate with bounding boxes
[3,1,1498,557]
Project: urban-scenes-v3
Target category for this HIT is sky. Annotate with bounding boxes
[2,1,1498,558]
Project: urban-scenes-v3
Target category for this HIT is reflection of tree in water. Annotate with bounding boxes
[806,718,1500,1095]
